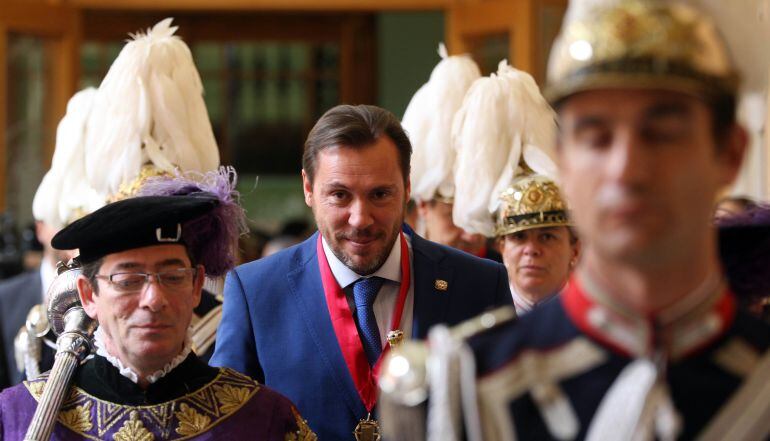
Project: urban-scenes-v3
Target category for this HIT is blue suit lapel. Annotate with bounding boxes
[410,234,455,339]
[285,232,367,417]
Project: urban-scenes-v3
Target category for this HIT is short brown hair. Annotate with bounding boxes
[302,104,412,184]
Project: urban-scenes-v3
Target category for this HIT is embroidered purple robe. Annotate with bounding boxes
[0,354,315,440]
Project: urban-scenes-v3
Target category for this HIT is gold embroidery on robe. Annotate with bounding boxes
[175,403,212,436]
[214,383,256,414]
[27,379,45,399]
[113,411,155,441]
[285,406,318,441]
[60,401,93,432]
[24,367,260,440]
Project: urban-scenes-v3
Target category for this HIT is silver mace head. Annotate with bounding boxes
[46,260,98,360]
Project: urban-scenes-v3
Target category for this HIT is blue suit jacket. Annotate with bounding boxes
[211,231,512,439]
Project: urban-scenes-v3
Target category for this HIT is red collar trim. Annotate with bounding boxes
[562,276,736,359]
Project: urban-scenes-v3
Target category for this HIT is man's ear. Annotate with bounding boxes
[301,169,313,207]
[718,124,748,187]
[77,275,99,320]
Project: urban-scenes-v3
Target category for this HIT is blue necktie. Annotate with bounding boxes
[353,276,385,366]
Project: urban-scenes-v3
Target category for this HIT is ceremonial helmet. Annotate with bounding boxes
[495,170,571,237]
[451,61,558,238]
[544,0,740,105]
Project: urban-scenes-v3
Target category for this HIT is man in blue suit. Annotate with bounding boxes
[211,104,512,440]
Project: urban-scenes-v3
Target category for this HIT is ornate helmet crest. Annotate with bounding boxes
[495,172,571,237]
[545,0,739,104]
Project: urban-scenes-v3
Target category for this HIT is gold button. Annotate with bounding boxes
[434,279,448,291]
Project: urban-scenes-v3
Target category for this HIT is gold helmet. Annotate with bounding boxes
[110,164,171,202]
[545,0,739,105]
[495,173,570,237]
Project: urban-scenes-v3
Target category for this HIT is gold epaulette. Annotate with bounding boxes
[449,305,517,341]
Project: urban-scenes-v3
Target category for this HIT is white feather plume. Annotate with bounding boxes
[85,18,220,199]
[405,43,481,202]
[452,61,557,237]
[33,88,105,229]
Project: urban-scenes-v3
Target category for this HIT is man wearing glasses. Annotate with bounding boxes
[0,194,316,440]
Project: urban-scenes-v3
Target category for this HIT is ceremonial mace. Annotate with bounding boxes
[24,261,97,441]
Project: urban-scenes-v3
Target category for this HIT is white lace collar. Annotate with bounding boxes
[93,326,193,385]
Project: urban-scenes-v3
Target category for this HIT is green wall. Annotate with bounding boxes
[377,11,445,119]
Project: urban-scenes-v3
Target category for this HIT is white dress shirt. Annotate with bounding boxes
[510,283,536,316]
[321,233,414,346]
[510,281,567,316]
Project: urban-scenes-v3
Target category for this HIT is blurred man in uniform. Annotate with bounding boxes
[381,1,770,440]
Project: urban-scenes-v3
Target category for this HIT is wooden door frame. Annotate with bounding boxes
[80,10,376,102]
[1,1,81,211]
[446,0,534,74]
[445,0,567,82]
[80,10,377,165]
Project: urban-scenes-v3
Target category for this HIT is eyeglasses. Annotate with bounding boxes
[94,268,198,293]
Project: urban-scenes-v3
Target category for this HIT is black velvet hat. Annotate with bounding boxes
[51,194,219,263]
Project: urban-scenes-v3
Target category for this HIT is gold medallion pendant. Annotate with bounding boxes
[386,330,404,349]
[354,413,381,441]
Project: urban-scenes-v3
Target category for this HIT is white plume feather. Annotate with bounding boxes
[85,18,219,199]
[33,88,105,229]
[452,61,557,237]
[404,44,481,202]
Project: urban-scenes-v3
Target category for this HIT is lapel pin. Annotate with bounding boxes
[434,279,448,291]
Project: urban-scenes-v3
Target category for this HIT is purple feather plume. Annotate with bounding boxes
[137,166,248,277]
[716,205,770,305]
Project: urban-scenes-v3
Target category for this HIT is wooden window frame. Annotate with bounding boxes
[0,1,81,211]
[80,10,377,165]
